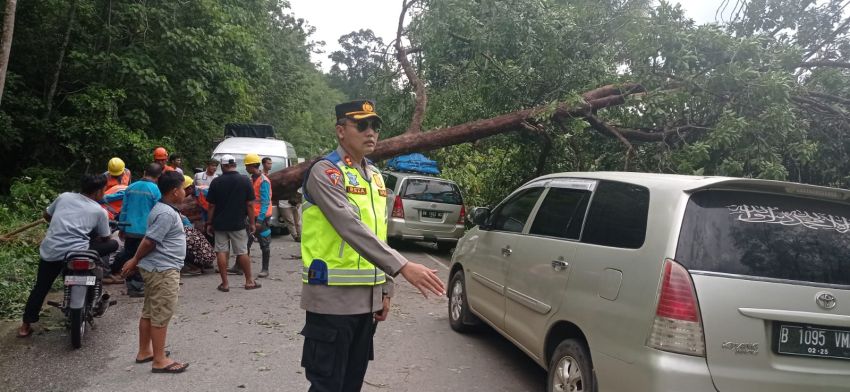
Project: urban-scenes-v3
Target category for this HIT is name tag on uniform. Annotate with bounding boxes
[346,186,367,195]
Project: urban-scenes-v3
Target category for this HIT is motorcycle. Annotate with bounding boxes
[47,223,123,349]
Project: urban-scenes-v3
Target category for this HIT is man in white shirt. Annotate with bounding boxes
[193,159,219,187]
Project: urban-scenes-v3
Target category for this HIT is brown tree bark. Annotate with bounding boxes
[395,0,427,134]
[0,0,17,106]
[45,0,77,119]
[268,83,646,198]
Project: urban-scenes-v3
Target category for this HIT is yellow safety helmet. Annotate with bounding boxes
[244,153,262,166]
[182,175,194,189]
[107,157,125,176]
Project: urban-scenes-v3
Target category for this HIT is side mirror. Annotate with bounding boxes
[470,207,491,228]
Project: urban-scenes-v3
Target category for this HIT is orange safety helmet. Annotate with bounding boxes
[153,147,168,161]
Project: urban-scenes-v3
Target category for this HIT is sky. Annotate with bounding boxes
[287,0,728,71]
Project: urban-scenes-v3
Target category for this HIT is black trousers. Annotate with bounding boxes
[23,240,118,323]
[301,312,375,392]
[247,218,271,270]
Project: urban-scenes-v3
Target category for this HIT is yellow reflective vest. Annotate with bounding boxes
[301,151,388,286]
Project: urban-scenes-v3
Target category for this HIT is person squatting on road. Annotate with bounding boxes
[18,174,119,338]
[245,153,273,278]
[179,175,215,275]
[299,99,445,392]
[205,154,261,292]
[113,163,163,293]
[121,171,189,373]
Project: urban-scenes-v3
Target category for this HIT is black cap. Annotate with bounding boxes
[335,99,381,122]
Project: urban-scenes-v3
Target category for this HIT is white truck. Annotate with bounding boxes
[210,124,298,234]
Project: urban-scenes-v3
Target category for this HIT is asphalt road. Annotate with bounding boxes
[0,236,545,392]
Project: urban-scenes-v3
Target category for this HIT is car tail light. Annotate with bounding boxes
[68,259,95,271]
[391,197,404,218]
[646,258,705,356]
[457,205,466,224]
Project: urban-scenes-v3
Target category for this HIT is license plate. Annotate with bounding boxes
[421,210,443,219]
[774,322,850,361]
[64,275,96,286]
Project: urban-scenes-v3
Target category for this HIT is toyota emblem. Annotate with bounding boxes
[815,291,837,310]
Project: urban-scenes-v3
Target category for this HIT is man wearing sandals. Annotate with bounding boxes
[299,100,445,391]
[205,154,261,292]
[121,171,189,373]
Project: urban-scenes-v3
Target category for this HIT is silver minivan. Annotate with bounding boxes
[448,172,850,392]
[383,171,466,251]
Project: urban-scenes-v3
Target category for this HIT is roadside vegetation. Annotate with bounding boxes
[3,0,850,317]
[0,175,57,319]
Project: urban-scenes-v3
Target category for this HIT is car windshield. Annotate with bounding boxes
[211,154,288,175]
[402,178,463,205]
[676,190,850,286]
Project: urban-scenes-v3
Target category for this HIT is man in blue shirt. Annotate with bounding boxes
[18,174,118,338]
[111,163,163,295]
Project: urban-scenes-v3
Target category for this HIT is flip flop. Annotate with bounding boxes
[135,350,171,364]
[216,284,229,292]
[17,328,33,338]
[151,361,189,374]
[244,282,262,290]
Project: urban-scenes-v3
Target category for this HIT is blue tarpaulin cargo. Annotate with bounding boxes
[386,153,440,175]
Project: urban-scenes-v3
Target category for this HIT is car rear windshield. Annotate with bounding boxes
[676,190,850,286]
[402,178,463,205]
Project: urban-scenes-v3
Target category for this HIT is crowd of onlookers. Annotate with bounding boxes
[18,147,302,373]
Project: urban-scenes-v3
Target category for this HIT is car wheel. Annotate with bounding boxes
[547,339,596,392]
[436,242,455,253]
[387,237,403,249]
[448,271,480,332]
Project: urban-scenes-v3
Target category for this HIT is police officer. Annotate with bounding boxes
[299,100,445,392]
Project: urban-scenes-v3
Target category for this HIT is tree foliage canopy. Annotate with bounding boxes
[0,0,341,188]
[327,0,850,206]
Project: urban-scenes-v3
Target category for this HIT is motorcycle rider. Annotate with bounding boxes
[18,174,119,338]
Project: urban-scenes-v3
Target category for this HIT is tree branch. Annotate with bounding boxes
[585,114,635,169]
[807,91,850,106]
[798,60,850,69]
[268,83,648,198]
[803,16,850,61]
[0,0,18,106]
[395,0,427,134]
[792,96,848,118]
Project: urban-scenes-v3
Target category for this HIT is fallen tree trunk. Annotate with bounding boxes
[268,83,645,199]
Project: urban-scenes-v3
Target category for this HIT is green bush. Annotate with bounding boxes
[0,244,41,319]
[0,173,57,319]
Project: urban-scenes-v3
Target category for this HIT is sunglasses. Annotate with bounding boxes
[352,119,381,133]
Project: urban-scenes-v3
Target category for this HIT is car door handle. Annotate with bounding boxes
[501,246,512,257]
[551,258,569,271]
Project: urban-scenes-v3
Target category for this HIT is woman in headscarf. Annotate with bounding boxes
[180,175,215,275]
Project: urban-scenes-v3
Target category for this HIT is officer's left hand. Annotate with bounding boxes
[374,295,391,322]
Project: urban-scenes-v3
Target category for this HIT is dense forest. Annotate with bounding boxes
[2,0,850,316]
